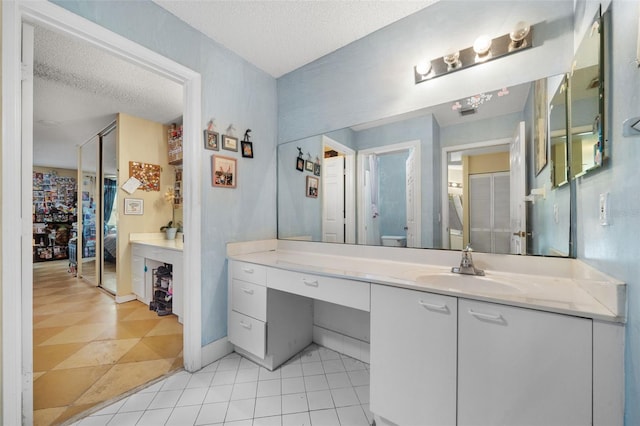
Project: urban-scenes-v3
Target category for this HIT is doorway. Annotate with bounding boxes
[357,140,421,248]
[3,2,203,424]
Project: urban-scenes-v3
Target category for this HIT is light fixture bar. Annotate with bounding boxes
[414,25,534,84]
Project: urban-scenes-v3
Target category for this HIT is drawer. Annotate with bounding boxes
[231,261,267,286]
[231,279,267,321]
[228,311,266,359]
[267,268,370,312]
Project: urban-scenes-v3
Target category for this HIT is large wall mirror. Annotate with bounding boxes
[278,77,573,257]
[570,8,606,178]
[276,5,608,258]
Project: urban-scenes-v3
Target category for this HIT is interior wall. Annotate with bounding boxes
[277,1,574,144]
[378,152,409,238]
[51,0,278,346]
[573,1,639,424]
[116,113,175,297]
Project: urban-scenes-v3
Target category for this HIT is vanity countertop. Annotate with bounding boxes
[130,233,183,252]
[228,242,625,323]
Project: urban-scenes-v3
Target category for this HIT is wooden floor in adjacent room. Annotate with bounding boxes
[33,260,184,426]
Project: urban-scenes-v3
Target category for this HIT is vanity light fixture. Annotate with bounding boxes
[414,21,534,84]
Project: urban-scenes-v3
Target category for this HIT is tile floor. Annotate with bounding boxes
[72,345,373,426]
[33,260,184,426]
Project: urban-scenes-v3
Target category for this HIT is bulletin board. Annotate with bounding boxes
[129,161,161,192]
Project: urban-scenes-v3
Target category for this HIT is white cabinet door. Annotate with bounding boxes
[131,254,145,300]
[370,284,457,426]
[458,299,592,426]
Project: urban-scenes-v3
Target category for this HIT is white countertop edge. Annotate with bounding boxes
[130,233,183,252]
[226,244,625,323]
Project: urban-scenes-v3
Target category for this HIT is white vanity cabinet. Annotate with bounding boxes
[457,299,592,426]
[228,260,313,370]
[370,284,457,426]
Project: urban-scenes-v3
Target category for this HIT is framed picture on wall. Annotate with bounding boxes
[241,141,254,158]
[296,157,304,171]
[305,160,314,172]
[222,135,238,152]
[306,176,319,198]
[123,198,144,215]
[204,130,219,151]
[212,155,237,188]
[314,163,321,176]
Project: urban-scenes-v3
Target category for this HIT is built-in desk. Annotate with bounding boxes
[130,234,183,323]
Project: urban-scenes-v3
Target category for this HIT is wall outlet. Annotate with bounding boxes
[599,192,609,226]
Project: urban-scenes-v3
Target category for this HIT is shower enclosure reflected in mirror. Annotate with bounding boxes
[277,76,572,256]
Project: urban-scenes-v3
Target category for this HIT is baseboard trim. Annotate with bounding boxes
[115,293,137,304]
[313,325,370,363]
[201,337,233,367]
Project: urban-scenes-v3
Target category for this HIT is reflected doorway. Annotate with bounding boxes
[322,136,356,244]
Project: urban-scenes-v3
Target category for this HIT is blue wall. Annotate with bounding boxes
[53,0,278,346]
[377,152,409,238]
[574,1,640,424]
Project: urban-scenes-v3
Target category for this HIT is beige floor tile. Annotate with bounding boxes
[54,339,140,370]
[138,334,184,359]
[96,319,160,340]
[33,326,67,345]
[39,323,109,346]
[52,403,97,425]
[146,317,184,336]
[33,365,112,410]
[34,342,86,372]
[121,307,164,322]
[33,372,46,382]
[33,407,67,426]
[33,311,91,329]
[118,340,166,363]
[75,359,173,405]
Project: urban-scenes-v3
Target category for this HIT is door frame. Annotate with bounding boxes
[357,140,421,246]
[440,138,511,249]
[321,136,356,244]
[2,2,203,424]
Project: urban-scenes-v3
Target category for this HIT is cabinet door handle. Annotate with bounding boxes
[241,288,254,295]
[239,320,252,330]
[242,267,254,274]
[468,309,502,321]
[303,278,319,287]
[418,300,449,312]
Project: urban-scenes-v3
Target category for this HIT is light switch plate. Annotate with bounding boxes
[599,192,609,226]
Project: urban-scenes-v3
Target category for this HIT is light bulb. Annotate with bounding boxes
[443,51,461,71]
[509,21,531,51]
[415,60,432,76]
[473,35,492,56]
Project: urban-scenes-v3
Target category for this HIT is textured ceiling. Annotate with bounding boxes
[33,25,183,171]
[153,0,438,78]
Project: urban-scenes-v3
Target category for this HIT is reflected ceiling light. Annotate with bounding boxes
[473,35,492,62]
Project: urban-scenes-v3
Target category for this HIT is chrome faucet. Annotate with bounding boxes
[451,244,485,276]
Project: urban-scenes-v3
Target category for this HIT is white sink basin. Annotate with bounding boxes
[414,273,525,295]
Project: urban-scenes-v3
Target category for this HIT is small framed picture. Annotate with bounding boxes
[212,155,237,188]
[305,160,314,172]
[124,198,144,215]
[204,130,219,151]
[296,157,304,172]
[306,176,319,198]
[241,141,254,158]
[314,163,321,176]
[222,135,238,152]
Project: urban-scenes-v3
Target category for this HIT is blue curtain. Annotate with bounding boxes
[103,178,117,228]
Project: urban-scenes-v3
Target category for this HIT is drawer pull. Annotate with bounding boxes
[242,267,254,274]
[468,309,502,321]
[303,278,319,287]
[418,300,449,312]
[239,320,252,330]
[241,288,254,295]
